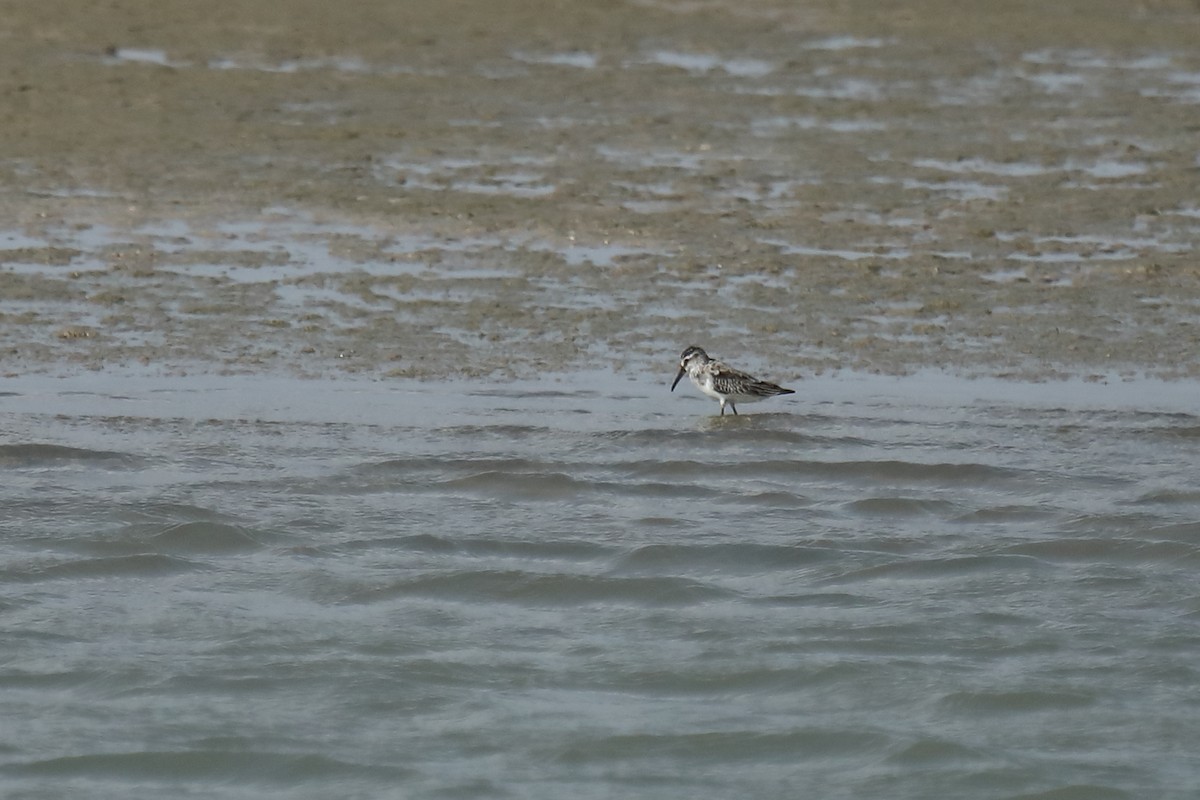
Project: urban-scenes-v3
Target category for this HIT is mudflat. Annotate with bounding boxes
[3,0,1199,379]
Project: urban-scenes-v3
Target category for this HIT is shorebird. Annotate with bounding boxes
[670,345,795,416]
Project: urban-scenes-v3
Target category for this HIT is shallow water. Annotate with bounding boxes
[3,371,1200,799]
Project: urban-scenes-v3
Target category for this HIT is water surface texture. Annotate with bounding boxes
[4,373,1200,799]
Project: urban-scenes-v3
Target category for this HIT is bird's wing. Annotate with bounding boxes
[709,362,761,393]
[711,361,794,396]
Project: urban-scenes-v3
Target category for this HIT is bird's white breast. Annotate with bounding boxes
[692,372,724,400]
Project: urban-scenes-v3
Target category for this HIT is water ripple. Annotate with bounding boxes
[348,570,734,607]
[612,543,838,575]
[0,442,141,468]
[0,750,413,782]
[3,553,198,582]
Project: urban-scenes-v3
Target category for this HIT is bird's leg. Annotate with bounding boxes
[730,403,738,415]
[719,399,727,416]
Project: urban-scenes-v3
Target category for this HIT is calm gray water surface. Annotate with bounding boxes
[3,371,1200,799]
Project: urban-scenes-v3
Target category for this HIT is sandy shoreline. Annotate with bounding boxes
[3,0,1200,381]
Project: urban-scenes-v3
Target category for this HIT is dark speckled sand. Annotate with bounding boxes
[3,0,1200,380]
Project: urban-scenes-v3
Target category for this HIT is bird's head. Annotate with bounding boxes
[671,346,710,391]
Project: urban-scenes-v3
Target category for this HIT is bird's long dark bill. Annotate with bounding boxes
[670,367,686,392]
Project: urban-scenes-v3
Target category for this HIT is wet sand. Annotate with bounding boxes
[3,0,1200,380]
